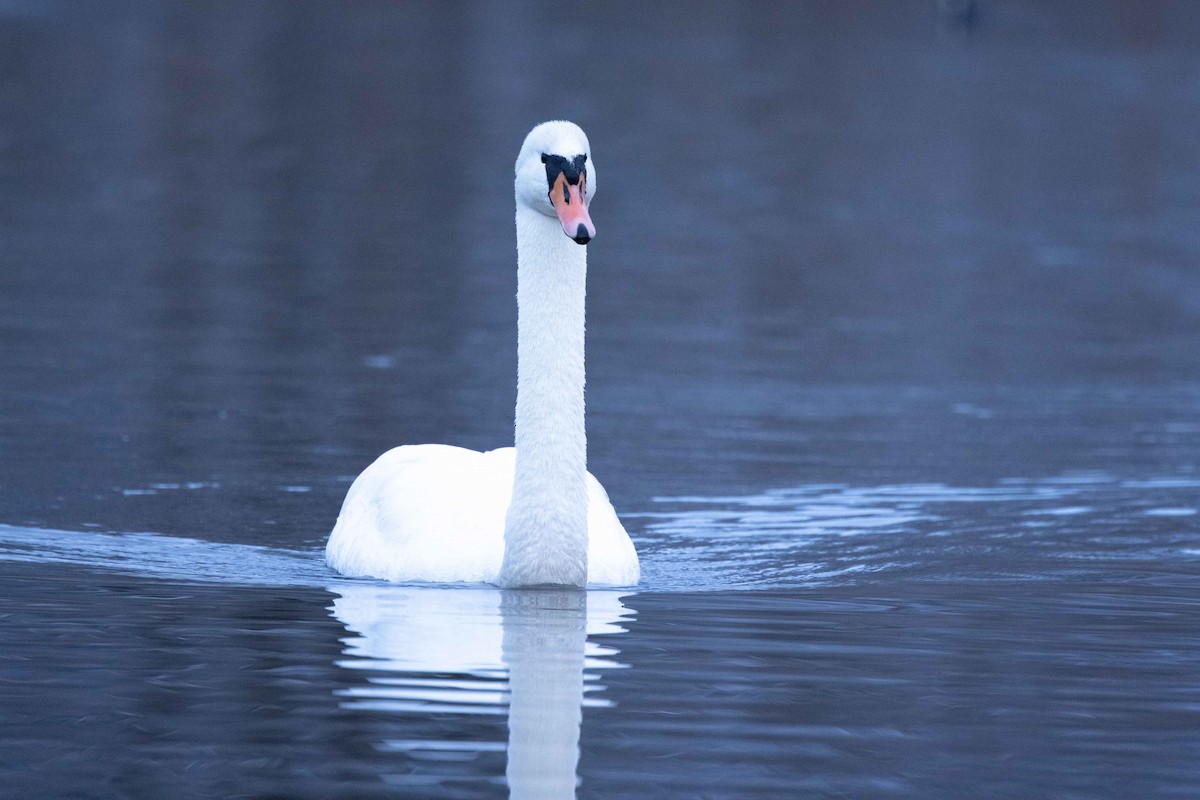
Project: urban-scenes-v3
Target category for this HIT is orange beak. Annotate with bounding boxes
[550,172,595,245]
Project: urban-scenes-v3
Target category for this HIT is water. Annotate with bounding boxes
[2,1,1200,797]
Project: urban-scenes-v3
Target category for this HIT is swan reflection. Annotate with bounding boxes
[329,584,633,798]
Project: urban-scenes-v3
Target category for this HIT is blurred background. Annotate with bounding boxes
[3,1,1198,547]
[3,3,1200,798]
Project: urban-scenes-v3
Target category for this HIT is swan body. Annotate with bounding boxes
[326,445,638,585]
[326,121,640,588]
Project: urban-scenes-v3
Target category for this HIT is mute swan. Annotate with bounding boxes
[326,121,640,588]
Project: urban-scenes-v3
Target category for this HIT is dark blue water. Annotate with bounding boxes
[2,2,1199,797]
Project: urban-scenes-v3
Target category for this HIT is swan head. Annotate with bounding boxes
[515,121,596,245]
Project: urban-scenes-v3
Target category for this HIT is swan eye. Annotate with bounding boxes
[541,154,588,189]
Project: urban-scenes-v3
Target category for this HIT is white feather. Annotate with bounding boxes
[326,122,639,588]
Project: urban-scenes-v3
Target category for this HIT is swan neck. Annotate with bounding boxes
[500,206,588,587]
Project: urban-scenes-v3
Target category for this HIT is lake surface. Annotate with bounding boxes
[2,2,1199,798]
